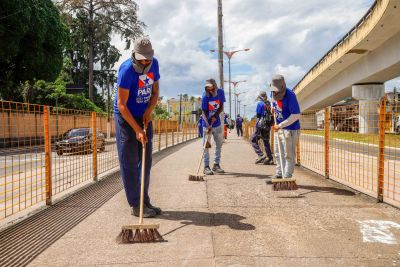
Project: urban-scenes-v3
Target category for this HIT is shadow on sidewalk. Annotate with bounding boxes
[269,184,356,199]
[160,210,255,236]
[297,184,356,196]
[219,172,272,180]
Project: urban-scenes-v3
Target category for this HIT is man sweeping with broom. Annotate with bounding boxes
[270,74,301,190]
[114,37,163,243]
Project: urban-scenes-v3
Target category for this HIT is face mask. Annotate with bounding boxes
[273,87,286,101]
[131,53,153,74]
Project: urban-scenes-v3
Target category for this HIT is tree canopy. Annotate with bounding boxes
[0,0,68,101]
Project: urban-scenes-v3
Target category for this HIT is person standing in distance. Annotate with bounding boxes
[236,114,243,136]
[201,78,226,175]
[270,74,301,178]
[114,37,161,218]
[251,91,274,165]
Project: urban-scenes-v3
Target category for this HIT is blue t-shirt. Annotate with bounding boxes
[113,58,160,117]
[236,117,243,127]
[201,89,226,128]
[256,101,267,117]
[272,88,301,130]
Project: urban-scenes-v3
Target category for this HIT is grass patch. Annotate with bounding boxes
[302,130,400,147]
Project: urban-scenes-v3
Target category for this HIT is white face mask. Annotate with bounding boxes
[131,53,153,74]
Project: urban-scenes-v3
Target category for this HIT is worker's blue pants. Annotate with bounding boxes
[114,113,153,207]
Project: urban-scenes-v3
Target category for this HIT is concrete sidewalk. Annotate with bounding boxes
[29,133,400,266]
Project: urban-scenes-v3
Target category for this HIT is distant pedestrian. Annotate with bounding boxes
[236,114,243,136]
[223,113,229,139]
[114,37,161,218]
[270,74,301,178]
[251,91,274,165]
[198,117,203,138]
[201,78,226,175]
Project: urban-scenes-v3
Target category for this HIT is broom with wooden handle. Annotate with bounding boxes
[271,112,298,191]
[117,128,164,243]
[188,129,212,181]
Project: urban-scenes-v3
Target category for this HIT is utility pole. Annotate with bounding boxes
[217,0,224,90]
[243,104,247,119]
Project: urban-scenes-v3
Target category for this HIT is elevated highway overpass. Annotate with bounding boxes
[294,0,400,132]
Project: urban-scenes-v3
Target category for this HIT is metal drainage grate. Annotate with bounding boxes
[0,172,123,267]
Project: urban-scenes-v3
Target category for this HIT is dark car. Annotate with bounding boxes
[55,128,105,156]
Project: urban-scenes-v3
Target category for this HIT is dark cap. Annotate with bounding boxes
[270,74,285,92]
[133,37,154,60]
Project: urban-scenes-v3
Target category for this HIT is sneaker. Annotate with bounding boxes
[146,203,162,215]
[273,174,282,179]
[263,158,274,165]
[204,166,214,175]
[255,156,266,164]
[212,164,225,173]
[132,206,157,218]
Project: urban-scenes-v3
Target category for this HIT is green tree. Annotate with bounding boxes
[57,0,144,101]
[153,105,169,120]
[0,0,68,101]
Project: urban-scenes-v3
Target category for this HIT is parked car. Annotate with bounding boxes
[55,128,105,156]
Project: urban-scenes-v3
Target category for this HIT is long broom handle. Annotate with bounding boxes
[196,131,212,175]
[273,112,285,178]
[139,128,147,225]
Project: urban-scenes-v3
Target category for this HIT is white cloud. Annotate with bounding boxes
[111,0,376,117]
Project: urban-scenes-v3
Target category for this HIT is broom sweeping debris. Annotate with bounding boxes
[272,113,298,191]
[117,129,164,243]
[189,130,212,181]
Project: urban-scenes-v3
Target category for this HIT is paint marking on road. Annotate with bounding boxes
[358,220,400,244]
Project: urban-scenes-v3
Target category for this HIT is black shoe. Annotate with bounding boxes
[132,206,157,218]
[204,166,214,175]
[212,164,225,173]
[273,175,282,179]
[146,203,162,215]
[255,156,266,164]
[263,158,274,165]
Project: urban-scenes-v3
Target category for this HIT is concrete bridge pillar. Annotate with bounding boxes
[352,84,385,134]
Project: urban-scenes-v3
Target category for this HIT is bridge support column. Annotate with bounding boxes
[300,112,317,130]
[352,84,384,134]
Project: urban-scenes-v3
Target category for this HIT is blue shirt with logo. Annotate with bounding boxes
[201,89,226,128]
[272,88,301,130]
[113,58,160,117]
[256,101,267,117]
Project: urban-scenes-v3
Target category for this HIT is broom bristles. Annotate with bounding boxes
[272,178,298,191]
[188,174,205,181]
[117,227,164,244]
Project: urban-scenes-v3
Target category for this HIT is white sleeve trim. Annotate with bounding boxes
[278,113,300,129]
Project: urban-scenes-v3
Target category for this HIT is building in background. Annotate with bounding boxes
[162,95,201,122]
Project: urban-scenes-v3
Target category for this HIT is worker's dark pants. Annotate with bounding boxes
[236,125,243,136]
[251,126,272,159]
[198,125,203,137]
[115,113,153,207]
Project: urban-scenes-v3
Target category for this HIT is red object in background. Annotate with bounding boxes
[224,125,228,139]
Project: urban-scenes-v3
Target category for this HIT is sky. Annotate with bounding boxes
[111,0,400,117]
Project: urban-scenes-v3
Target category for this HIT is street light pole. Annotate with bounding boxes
[178,94,182,128]
[210,48,250,118]
[225,80,246,118]
[243,104,247,119]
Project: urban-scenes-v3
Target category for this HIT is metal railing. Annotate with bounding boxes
[0,100,198,220]
[244,97,400,208]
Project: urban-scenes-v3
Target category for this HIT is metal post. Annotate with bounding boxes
[179,94,182,128]
[92,112,98,181]
[172,120,175,146]
[324,108,329,178]
[377,97,386,202]
[228,57,232,117]
[217,0,224,90]
[158,120,161,151]
[44,106,52,205]
[165,120,168,148]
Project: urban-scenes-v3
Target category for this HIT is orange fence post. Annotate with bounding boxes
[377,97,386,202]
[176,121,179,144]
[172,121,175,146]
[92,112,98,182]
[158,120,161,151]
[165,120,168,148]
[324,107,329,178]
[44,106,52,205]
